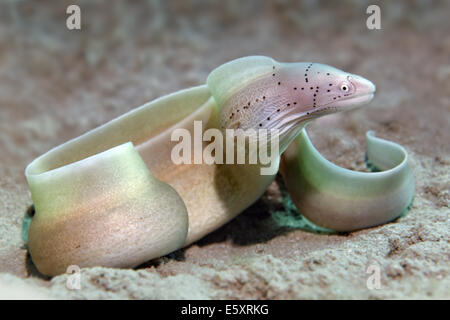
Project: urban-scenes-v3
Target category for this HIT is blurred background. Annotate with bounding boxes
[0,0,448,299]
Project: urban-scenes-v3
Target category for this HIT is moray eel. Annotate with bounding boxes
[23,56,414,276]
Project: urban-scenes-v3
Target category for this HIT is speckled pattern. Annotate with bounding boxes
[0,1,448,299]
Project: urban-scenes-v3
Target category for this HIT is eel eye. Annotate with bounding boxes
[340,84,349,92]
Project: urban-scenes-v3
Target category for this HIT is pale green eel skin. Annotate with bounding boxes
[281,129,414,232]
[22,56,414,276]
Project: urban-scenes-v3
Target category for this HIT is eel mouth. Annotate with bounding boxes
[306,91,375,118]
[331,92,375,109]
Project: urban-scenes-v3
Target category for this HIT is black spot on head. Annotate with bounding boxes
[293,102,297,105]
[306,78,309,82]
[272,73,275,76]
[301,87,304,90]
[329,84,333,86]
[294,87,297,90]
[248,102,251,106]
[310,87,313,90]
[327,89,330,92]
[287,103,290,106]
[277,109,280,112]
[333,97,336,100]
[278,82,281,85]
[259,123,262,127]
[267,117,270,120]
[327,73,330,76]
[263,96,266,100]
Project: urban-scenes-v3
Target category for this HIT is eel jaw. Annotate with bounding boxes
[332,92,375,109]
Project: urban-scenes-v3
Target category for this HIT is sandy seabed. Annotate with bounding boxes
[0,1,448,299]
